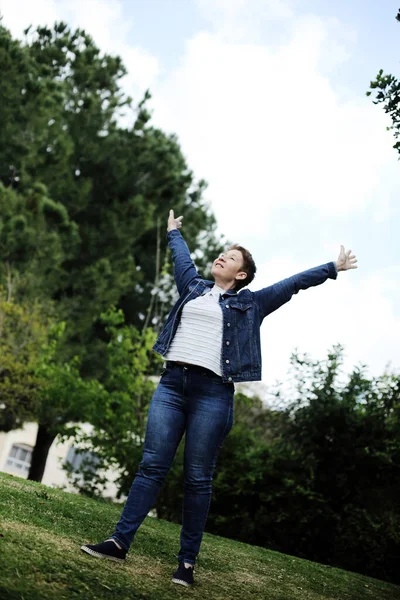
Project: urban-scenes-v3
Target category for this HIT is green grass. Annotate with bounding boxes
[0,473,399,600]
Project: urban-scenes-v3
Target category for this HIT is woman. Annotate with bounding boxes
[81,209,358,586]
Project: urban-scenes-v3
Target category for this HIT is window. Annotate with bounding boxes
[5,444,33,474]
[65,446,99,473]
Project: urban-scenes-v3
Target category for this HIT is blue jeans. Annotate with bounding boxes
[111,362,234,565]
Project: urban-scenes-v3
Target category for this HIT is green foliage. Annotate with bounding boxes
[24,320,105,483]
[213,347,400,583]
[367,11,400,154]
[33,322,104,437]
[64,307,160,497]
[0,20,224,486]
[0,182,79,301]
[0,20,224,380]
[0,291,47,431]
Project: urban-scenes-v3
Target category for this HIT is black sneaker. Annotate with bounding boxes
[80,540,126,563]
[172,562,195,587]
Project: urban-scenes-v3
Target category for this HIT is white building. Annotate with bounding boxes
[0,422,121,499]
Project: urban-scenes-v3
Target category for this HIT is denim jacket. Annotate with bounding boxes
[153,229,338,383]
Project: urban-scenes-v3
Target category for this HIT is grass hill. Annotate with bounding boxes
[0,473,399,600]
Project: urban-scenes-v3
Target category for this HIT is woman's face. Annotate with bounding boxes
[211,249,246,283]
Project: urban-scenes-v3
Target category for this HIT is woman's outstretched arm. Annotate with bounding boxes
[253,246,358,321]
[167,209,201,296]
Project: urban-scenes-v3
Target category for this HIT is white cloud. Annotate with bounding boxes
[149,7,400,396]
[0,0,59,33]
[196,0,293,41]
[60,0,160,97]
[0,0,159,101]
[151,17,397,244]
[197,0,293,21]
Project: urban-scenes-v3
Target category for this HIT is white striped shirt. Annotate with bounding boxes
[165,285,225,376]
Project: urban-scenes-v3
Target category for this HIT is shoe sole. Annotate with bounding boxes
[80,545,126,563]
[171,577,192,587]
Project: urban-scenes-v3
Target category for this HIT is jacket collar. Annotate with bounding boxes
[203,279,238,297]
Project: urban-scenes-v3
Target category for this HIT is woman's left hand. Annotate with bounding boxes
[336,245,358,272]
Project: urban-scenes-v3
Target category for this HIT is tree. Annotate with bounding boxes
[367,10,400,154]
[274,347,400,582]
[0,21,224,379]
[0,19,224,479]
[0,181,79,303]
[248,347,399,584]
[185,346,400,584]
[0,291,47,431]
[63,307,159,497]
[28,322,104,482]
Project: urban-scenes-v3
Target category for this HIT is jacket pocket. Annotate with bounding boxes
[230,302,253,330]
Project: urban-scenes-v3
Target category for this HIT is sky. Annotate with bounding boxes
[1,0,399,394]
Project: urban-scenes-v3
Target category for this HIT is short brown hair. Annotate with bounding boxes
[228,244,256,291]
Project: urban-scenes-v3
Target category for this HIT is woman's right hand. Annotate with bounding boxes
[167,209,184,232]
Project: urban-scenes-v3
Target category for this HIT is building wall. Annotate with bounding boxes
[0,422,121,499]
